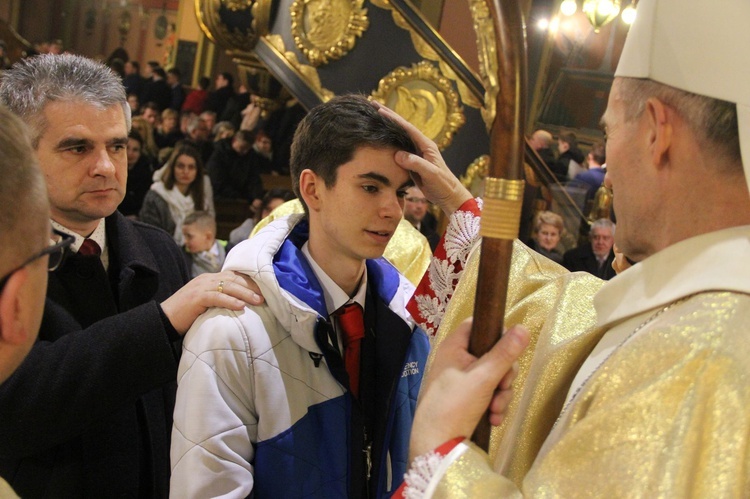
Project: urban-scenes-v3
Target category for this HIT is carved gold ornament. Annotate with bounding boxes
[469,0,499,130]
[290,0,369,66]
[221,0,253,11]
[197,0,259,52]
[371,61,465,150]
[370,0,482,109]
[262,35,335,102]
[461,154,490,196]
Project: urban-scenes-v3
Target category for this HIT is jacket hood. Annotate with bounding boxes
[223,215,415,353]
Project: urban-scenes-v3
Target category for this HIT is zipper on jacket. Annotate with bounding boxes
[364,426,373,498]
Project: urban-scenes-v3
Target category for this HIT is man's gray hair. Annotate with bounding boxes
[617,77,741,172]
[591,218,616,236]
[0,53,131,146]
[0,105,48,270]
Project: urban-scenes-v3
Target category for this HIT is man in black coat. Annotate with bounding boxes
[166,68,186,112]
[0,53,260,497]
[205,72,235,119]
[207,129,265,204]
[563,218,617,280]
[141,67,172,115]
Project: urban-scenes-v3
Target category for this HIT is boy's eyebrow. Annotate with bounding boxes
[358,172,415,190]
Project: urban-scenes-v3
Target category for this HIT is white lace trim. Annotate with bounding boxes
[415,198,482,339]
[401,450,444,499]
[401,442,470,498]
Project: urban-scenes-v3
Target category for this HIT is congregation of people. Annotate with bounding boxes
[0,0,748,495]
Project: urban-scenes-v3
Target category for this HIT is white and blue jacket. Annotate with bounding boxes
[170,215,430,498]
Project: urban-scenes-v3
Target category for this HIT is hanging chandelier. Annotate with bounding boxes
[559,0,637,33]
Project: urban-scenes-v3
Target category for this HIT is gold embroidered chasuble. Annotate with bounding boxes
[427,226,750,497]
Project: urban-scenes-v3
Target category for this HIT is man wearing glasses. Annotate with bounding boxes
[403,185,440,252]
[0,105,71,497]
[0,54,261,496]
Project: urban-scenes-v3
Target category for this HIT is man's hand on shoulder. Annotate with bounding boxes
[161,271,264,335]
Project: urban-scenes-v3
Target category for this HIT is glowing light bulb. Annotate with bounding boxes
[621,5,636,24]
[597,0,615,16]
[537,18,550,30]
[560,0,578,16]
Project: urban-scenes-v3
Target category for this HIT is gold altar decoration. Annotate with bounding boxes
[260,35,335,102]
[370,0,482,110]
[460,154,490,196]
[469,0,500,130]
[222,0,253,11]
[371,61,465,150]
[196,0,263,52]
[290,0,369,66]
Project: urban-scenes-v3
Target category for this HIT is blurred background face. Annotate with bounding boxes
[190,123,210,143]
[126,138,142,168]
[557,139,569,154]
[403,186,428,225]
[537,223,560,251]
[262,197,285,219]
[142,108,159,126]
[200,113,216,132]
[231,137,252,156]
[173,154,198,192]
[255,135,272,155]
[591,226,615,258]
[162,115,177,133]
[127,95,139,113]
[182,224,213,253]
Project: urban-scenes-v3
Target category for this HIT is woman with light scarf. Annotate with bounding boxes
[139,144,214,245]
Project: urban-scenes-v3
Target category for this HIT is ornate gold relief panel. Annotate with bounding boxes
[371,61,465,150]
[290,0,369,66]
[371,0,482,110]
[222,0,253,11]
[262,34,336,102]
[196,0,269,53]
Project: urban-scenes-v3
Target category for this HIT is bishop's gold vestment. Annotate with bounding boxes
[410,201,750,497]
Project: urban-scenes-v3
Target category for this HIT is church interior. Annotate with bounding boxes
[0,0,635,247]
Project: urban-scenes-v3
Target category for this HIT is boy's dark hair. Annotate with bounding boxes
[198,76,210,90]
[289,94,418,212]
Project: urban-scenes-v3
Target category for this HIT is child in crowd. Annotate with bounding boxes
[181,211,228,278]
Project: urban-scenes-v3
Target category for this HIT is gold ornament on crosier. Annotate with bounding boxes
[371,61,465,150]
[290,0,369,66]
[469,0,499,131]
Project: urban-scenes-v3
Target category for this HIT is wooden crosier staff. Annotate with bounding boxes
[469,0,527,450]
